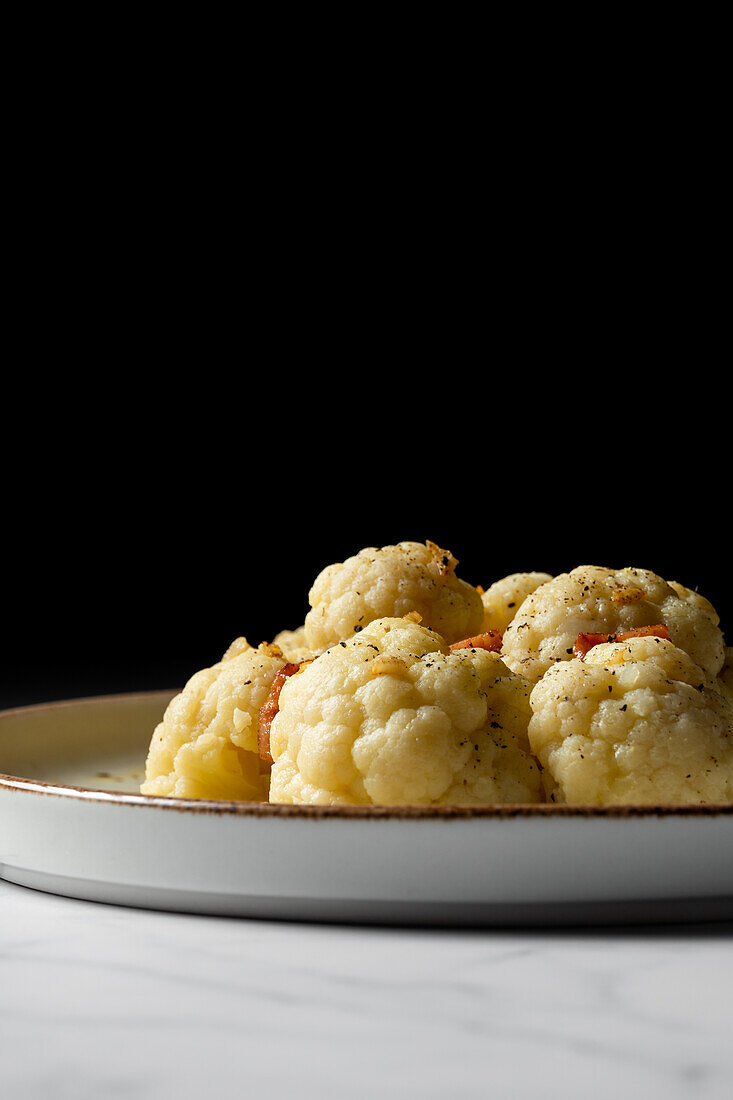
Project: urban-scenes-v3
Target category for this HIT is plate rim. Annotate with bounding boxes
[2,690,733,821]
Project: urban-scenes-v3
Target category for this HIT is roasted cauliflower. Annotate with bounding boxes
[480,572,552,634]
[528,635,733,805]
[719,647,733,706]
[268,616,543,806]
[502,565,725,684]
[140,538,730,810]
[141,639,286,800]
[303,540,484,652]
[272,625,313,663]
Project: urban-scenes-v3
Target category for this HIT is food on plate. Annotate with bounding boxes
[267,616,543,806]
[449,631,502,652]
[479,571,552,634]
[719,648,733,705]
[571,623,670,659]
[272,626,313,663]
[528,634,733,805]
[141,638,286,800]
[303,540,483,652]
[140,542,730,807]
[502,565,725,684]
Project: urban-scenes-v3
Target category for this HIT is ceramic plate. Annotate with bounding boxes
[1,691,732,925]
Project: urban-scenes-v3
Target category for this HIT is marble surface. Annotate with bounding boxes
[1,880,733,1099]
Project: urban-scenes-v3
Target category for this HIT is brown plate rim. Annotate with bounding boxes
[1,690,732,820]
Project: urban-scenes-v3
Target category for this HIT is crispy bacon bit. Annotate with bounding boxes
[258,662,301,764]
[370,654,410,678]
[573,633,615,659]
[610,585,646,606]
[574,624,670,660]
[449,630,503,653]
[426,539,457,577]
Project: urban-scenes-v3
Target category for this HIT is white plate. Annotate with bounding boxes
[2,691,733,925]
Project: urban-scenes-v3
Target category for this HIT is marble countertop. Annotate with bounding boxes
[2,879,732,1099]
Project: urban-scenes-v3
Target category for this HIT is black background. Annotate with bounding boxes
[3,353,729,712]
[4,49,730,711]
[3,167,731,711]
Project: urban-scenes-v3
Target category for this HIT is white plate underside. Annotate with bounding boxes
[2,691,732,926]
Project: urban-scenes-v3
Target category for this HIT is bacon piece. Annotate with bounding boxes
[573,632,615,659]
[449,630,503,653]
[258,662,301,765]
[574,624,670,660]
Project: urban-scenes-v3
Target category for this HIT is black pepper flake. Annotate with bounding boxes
[353,625,362,632]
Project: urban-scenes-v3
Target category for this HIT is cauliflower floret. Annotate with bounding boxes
[480,572,553,634]
[528,635,733,805]
[304,541,483,652]
[502,565,725,684]
[664,581,726,675]
[272,625,314,663]
[269,616,543,806]
[719,647,733,706]
[220,635,255,661]
[141,638,286,800]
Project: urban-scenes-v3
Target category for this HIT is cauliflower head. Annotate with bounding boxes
[268,616,543,806]
[528,635,733,805]
[502,565,725,684]
[141,639,286,800]
[480,572,553,634]
[304,540,484,652]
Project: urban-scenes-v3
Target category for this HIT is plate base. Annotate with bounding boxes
[4,866,733,927]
